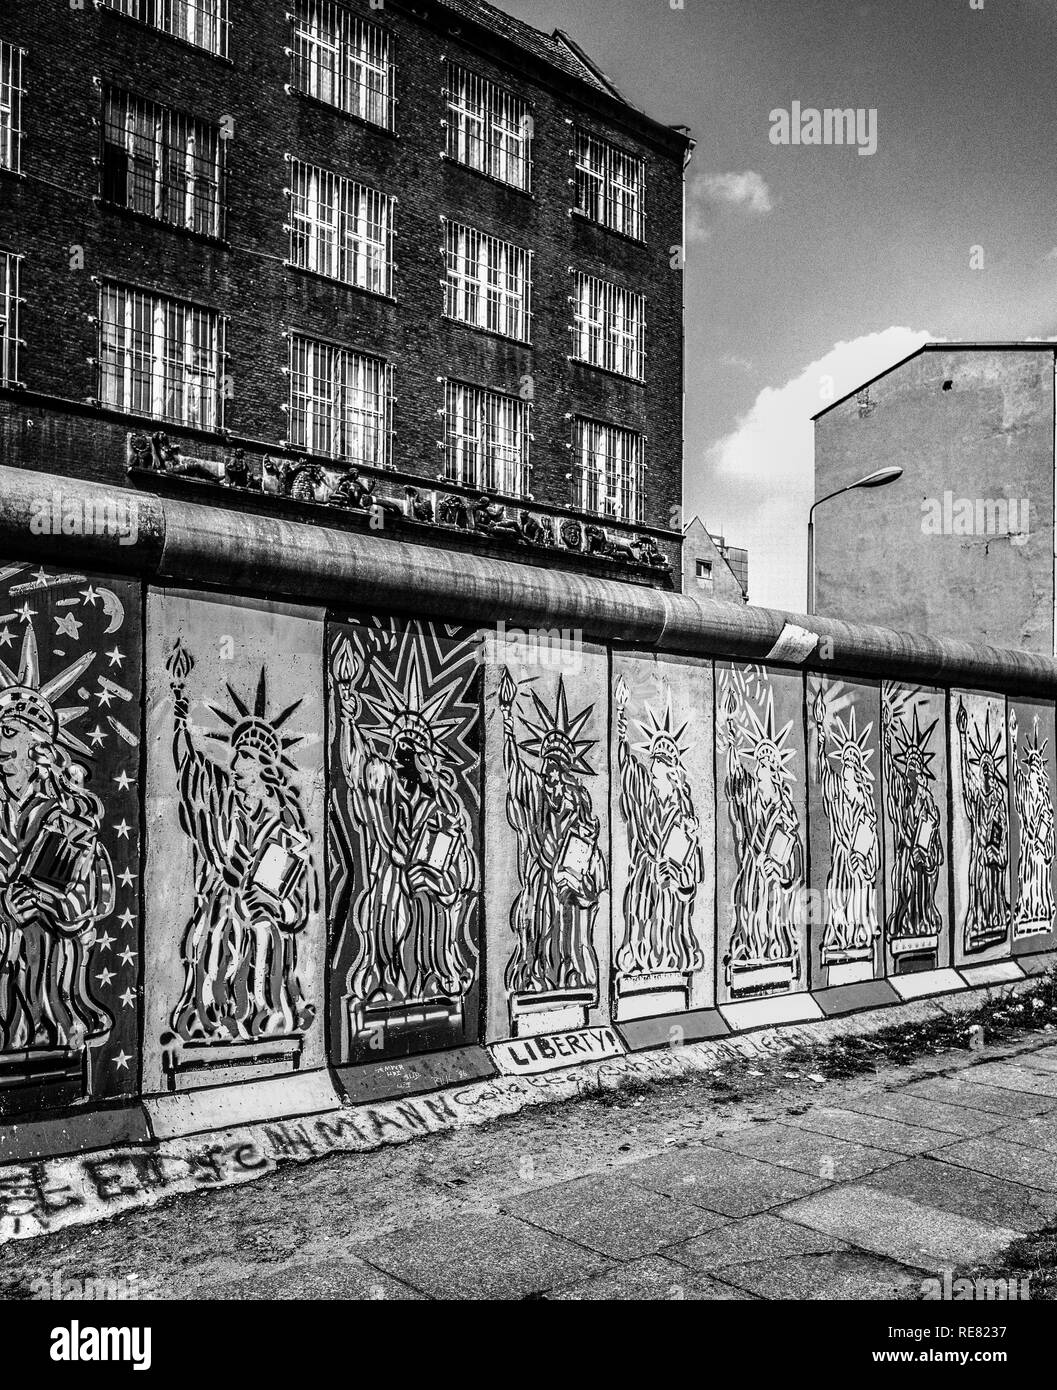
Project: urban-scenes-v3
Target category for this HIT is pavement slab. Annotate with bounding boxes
[927,1136,1057,1193]
[549,1255,756,1301]
[958,1062,1057,1097]
[667,1213,850,1271]
[626,1144,832,1217]
[861,1156,1057,1233]
[838,1089,1010,1137]
[903,1075,1057,1118]
[778,1184,1022,1271]
[1008,1046,1057,1073]
[987,1115,1057,1155]
[715,1250,927,1300]
[502,1171,730,1260]
[709,1121,902,1182]
[351,1212,613,1300]
[192,1257,426,1301]
[781,1105,955,1155]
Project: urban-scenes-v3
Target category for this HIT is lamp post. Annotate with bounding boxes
[806,466,903,615]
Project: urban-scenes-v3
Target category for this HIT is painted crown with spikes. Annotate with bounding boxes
[361,645,469,761]
[0,622,95,757]
[966,707,1006,785]
[206,668,303,769]
[631,696,690,766]
[826,706,875,773]
[891,702,939,782]
[734,688,795,780]
[519,675,596,775]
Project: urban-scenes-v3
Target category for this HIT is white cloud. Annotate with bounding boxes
[687,170,774,242]
[690,327,935,611]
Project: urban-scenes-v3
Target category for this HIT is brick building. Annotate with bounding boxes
[0,0,691,581]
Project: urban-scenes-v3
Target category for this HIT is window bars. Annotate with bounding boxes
[572,272,645,380]
[0,41,24,174]
[573,416,644,524]
[290,1,394,130]
[288,335,392,467]
[100,0,229,58]
[0,252,21,386]
[443,380,529,496]
[445,64,532,192]
[98,283,223,429]
[103,89,223,238]
[442,220,531,342]
[575,131,645,240]
[288,161,393,296]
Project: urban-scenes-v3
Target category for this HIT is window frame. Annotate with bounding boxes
[574,130,646,241]
[289,1,395,131]
[101,86,225,240]
[97,281,225,430]
[99,0,230,60]
[287,333,394,467]
[444,63,532,193]
[0,250,22,386]
[442,379,530,497]
[572,415,644,524]
[572,272,646,381]
[0,40,25,175]
[287,160,394,297]
[442,219,532,344]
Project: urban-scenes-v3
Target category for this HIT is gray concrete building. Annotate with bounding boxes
[812,344,1056,654]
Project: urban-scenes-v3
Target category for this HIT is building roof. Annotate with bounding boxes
[431,0,687,137]
[812,341,1057,422]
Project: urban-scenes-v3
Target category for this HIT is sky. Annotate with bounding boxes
[500,0,1057,607]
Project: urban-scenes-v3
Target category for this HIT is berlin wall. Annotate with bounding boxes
[0,465,1055,1165]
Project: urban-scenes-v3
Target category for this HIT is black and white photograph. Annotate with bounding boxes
[0,0,1054,1356]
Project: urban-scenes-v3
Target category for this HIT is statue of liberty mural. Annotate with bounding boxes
[499,670,607,1003]
[614,675,704,979]
[1008,709,1055,938]
[721,671,804,994]
[331,632,478,1036]
[956,700,1010,954]
[166,641,316,1042]
[882,697,943,952]
[0,622,114,1058]
[812,689,879,966]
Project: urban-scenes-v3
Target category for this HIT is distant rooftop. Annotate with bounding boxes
[812,341,1057,422]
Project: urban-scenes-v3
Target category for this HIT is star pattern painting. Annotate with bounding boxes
[0,563,142,1111]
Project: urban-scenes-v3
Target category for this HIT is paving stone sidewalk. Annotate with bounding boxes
[3,1033,1057,1300]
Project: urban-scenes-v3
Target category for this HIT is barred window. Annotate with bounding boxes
[99,283,223,429]
[289,336,392,466]
[445,65,531,192]
[572,272,645,380]
[288,162,393,296]
[103,88,223,238]
[1,252,21,386]
[443,220,531,342]
[443,380,529,496]
[101,0,229,58]
[575,132,645,240]
[0,41,24,174]
[291,2,394,130]
[574,417,643,524]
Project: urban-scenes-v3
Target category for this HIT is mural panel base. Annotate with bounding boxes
[0,1104,151,1165]
[490,1026,623,1076]
[144,1068,341,1141]
[812,980,901,1018]
[617,1008,729,1052]
[335,1046,496,1105]
[890,968,966,1001]
[719,993,824,1032]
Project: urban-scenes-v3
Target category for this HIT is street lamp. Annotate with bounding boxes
[806,466,903,614]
